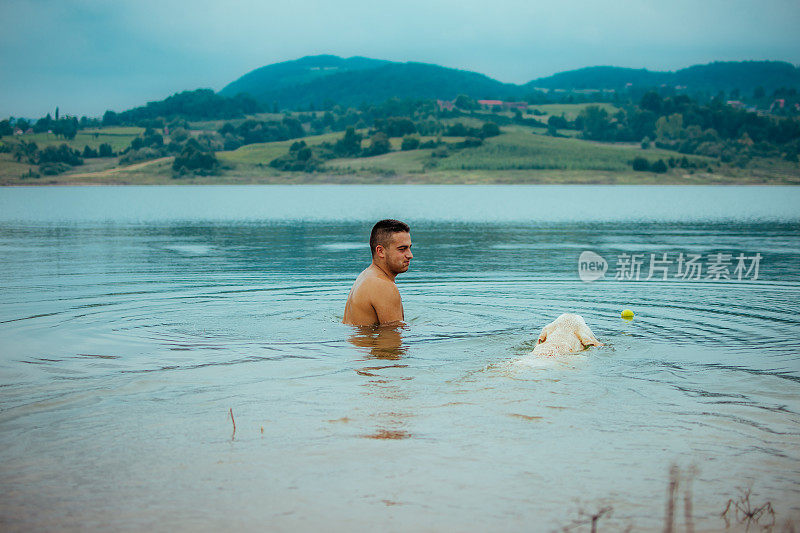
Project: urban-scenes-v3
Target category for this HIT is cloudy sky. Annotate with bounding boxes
[1,0,799,118]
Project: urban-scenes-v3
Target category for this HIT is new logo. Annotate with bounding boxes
[578,251,607,282]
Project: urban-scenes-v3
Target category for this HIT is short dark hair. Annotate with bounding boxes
[370,219,410,256]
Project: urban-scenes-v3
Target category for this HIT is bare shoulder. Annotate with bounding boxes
[363,274,403,323]
[360,275,400,299]
[344,266,404,325]
[348,270,399,303]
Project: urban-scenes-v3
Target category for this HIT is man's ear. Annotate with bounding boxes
[375,244,385,258]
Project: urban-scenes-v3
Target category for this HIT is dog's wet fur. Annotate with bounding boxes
[529,313,603,357]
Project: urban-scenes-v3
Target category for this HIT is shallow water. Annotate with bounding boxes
[1,185,799,531]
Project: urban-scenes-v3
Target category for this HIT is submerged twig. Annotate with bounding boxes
[683,466,697,533]
[562,505,613,532]
[721,487,775,531]
[665,464,679,533]
[229,407,236,439]
[663,464,698,533]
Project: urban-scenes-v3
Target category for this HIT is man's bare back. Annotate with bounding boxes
[343,222,412,326]
[343,265,404,325]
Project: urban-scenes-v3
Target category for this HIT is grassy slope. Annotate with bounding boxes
[5,128,142,152]
[216,126,796,185]
[528,103,620,119]
[217,131,345,168]
[320,127,712,178]
[1,109,798,185]
[188,113,285,132]
[437,128,702,171]
[0,128,144,183]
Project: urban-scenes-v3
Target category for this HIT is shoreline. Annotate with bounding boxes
[3,180,799,187]
[3,170,798,187]
[4,127,798,187]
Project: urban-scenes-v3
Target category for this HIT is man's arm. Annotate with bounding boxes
[370,280,404,325]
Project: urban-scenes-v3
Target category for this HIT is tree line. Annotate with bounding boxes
[563,92,800,164]
[3,83,798,178]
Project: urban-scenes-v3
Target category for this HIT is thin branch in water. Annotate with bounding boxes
[683,465,697,533]
[229,407,236,439]
[721,487,776,531]
[562,505,613,532]
[664,464,679,533]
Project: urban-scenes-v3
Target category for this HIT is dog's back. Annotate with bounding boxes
[530,313,602,357]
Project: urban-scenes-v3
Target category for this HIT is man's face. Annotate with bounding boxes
[380,232,413,275]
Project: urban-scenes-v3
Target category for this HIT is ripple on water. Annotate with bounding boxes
[1,211,799,530]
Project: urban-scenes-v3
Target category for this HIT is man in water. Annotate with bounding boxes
[343,219,413,326]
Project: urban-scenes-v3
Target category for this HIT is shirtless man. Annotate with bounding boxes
[343,219,413,326]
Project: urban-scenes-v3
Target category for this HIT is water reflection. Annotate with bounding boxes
[347,324,414,439]
[347,324,409,360]
[2,187,800,530]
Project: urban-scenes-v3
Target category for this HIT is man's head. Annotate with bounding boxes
[370,219,412,275]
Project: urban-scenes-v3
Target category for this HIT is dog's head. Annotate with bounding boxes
[537,313,603,347]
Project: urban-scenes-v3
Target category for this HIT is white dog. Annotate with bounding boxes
[530,313,603,357]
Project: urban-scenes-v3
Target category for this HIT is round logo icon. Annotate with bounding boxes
[578,251,607,282]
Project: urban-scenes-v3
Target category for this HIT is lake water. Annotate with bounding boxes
[1,185,799,531]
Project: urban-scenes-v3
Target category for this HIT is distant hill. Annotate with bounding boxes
[671,61,800,93]
[220,55,391,102]
[220,55,523,108]
[528,61,800,94]
[221,56,800,109]
[525,66,669,90]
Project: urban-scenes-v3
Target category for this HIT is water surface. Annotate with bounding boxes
[1,185,799,531]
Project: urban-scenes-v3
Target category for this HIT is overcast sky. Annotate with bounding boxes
[1,0,799,118]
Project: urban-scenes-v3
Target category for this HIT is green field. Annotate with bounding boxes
[2,127,142,152]
[0,127,143,182]
[0,153,37,181]
[438,129,709,172]
[528,103,620,119]
[1,119,797,186]
[81,127,144,136]
[325,149,433,176]
[189,113,286,131]
[217,130,345,165]
[320,127,710,175]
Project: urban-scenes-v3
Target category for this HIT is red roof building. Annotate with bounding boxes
[771,99,786,110]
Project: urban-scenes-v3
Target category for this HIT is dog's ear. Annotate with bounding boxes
[537,323,553,344]
[577,323,603,347]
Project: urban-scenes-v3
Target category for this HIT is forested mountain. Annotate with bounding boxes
[221,56,523,108]
[102,89,259,125]
[221,56,800,109]
[219,55,390,102]
[529,61,800,94]
[671,61,800,93]
[96,57,800,126]
[526,66,669,90]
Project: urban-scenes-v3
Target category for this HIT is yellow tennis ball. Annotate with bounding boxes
[621,309,635,319]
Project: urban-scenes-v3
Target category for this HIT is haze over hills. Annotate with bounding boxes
[220,55,800,108]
